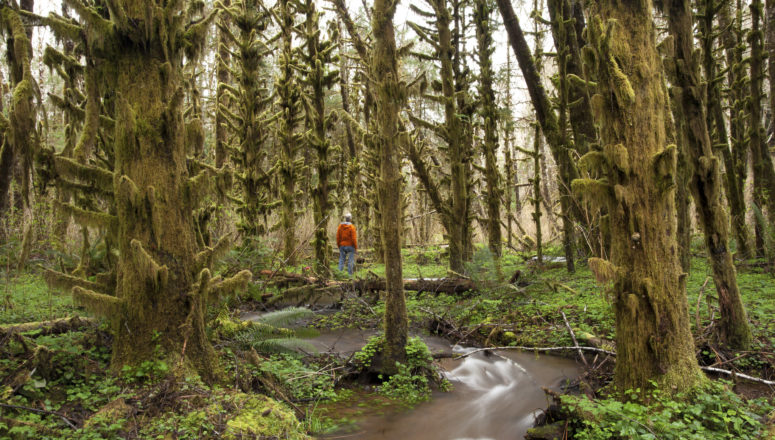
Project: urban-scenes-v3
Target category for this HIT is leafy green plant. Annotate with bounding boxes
[561,381,773,440]
[354,335,446,405]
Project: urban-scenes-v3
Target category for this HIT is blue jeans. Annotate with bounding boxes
[338,246,356,275]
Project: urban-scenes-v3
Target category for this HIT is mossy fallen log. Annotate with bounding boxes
[265,277,478,306]
[0,316,96,338]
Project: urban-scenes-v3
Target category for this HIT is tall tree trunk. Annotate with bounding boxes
[700,0,750,259]
[108,7,222,378]
[475,0,502,259]
[664,0,752,349]
[719,0,751,258]
[372,0,407,374]
[576,0,704,392]
[299,0,337,274]
[497,0,584,269]
[2,0,36,270]
[749,0,775,257]
[215,0,230,169]
[277,0,300,264]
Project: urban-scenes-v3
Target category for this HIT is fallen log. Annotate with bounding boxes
[266,277,478,305]
[0,316,96,339]
[256,271,477,294]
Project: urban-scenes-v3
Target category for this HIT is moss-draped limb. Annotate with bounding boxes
[42,268,111,295]
[207,270,252,302]
[53,156,114,192]
[72,287,125,318]
[129,239,169,291]
[54,200,118,233]
[62,0,113,36]
[404,139,451,228]
[328,0,369,61]
[18,10,82,41]
[194,233,232,273]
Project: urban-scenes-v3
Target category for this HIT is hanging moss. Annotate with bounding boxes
[571,178,612,210]
[604,143,629,175]
[207,270,252,302]
[43,268,110,295]
[55,200,118,233]
[651,144,677,194]
[129,239,169,291]
[588,257,617,284]
[72,286,124,318]
[53,156,114,192]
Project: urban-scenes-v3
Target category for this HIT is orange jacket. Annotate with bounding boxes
[336,223,357,249]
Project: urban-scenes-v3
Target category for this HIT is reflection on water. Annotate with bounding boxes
[313,330,580,440]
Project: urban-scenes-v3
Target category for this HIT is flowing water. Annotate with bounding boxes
[309,328,581,440]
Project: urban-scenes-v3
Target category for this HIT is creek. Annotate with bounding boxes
[308,328,581,440]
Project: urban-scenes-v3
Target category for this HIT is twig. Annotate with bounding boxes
[0,403,78,429]
[561,311,588,368]
[700,366,775,386]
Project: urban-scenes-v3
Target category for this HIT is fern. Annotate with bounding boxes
[255,307,314,327]
[248,338,317,355]
[233,307,317,355]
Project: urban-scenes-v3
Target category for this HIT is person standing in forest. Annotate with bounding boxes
[336,213,357,275]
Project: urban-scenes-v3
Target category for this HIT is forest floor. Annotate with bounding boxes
[1,239,775,438]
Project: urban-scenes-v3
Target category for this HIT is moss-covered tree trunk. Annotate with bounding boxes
[748,0,775,257]
[298,0,337,275]
[700,0,751,259]
[276,0,301,265]
[36,0,249,381]
[575,0,704,392]
[664,0,752,349]
[372,0,407,374]
[475,0,502,259]
[665,84,692,273]
[441,0,468,274]
[215,0,230,169]
[2,1,37,270]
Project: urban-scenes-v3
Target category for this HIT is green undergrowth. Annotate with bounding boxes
[352,335,448,405]
[0,274,76,325]
[561,381,774,439]
[2,239,774,438]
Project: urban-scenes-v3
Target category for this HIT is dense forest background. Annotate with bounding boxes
[1,0,775,437]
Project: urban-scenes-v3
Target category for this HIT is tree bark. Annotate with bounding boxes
[577,0,704,392]
[749,0,775,257]
[497,0,584,266]
[475,0,502,259]
[372,0,407,374]
[664,0,752,349]
[215,0,230,169]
